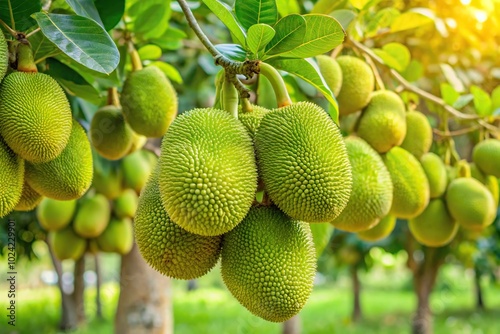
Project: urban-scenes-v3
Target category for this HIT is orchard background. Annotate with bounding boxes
[0,0,499,334]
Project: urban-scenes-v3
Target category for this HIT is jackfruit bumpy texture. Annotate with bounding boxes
[383,147,430,219]
[221,205,316,322]
[159,108,257,236]
[26,120,93,200]
[473,139,500,178]
[120,66,178,137]
[14,181,42,211]
[0,138,24,217]
[238,105,270,139]
[0,32,7,81]
[357,90,406,153]
[135,170,222,279]
[331,137,393,232]
[90,105,134,160]
[0,72,72,163]
[255,102,352,222]
[400,111,433,159]
[316,55,343,96]
[336,56,374,115]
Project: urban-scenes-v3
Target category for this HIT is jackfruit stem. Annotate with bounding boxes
[128,43,143,71]
[456,160,471,178]
[259,62,292,108]
[213,70,224,109]
[222,73,239,119]
[241,98,253,113]
[16,42,37,72]
[107,87,120,107]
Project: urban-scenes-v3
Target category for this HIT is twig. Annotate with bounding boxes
[363,53,385,90]
[0,19,17,38]
[433,125,480,137]
[330,44,343,58]
[25,27,41,39]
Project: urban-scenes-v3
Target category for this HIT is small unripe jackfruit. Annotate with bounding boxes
[73,194,110,238]
[93,166,123,200]
[96,217,133,255]
[316,55,342,96]
[113,189,138,219]
[400,111,433,159]
[336,56,374,115]
[37,198,76,231]
[420,152,447,199]
[473,139,500,178]
[357,215,396,242]
[470,163,499,205]
[122,150,155,193]
[0,138,24,217]
[49,226,86,261]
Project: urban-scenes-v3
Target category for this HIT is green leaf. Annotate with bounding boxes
[29,30,61,63]
[276,0,300,17]
[234,0,278,30]
[383,42,410,71]
[311,0,348,14]
[95,0,125,31]
[330,9,357,30]
[149,61,183,84]
[150,26,186,50]
[0,0,40,31]
[390,11,433,32]
[32,12,119,74]
[201,0,246,46]
[138,44,162,60]
[452,94,473,110]
[266,58,339,122]
[247,24,275,55]
[133,2,170,39]
[215,44,248,61]
[366,8,400,36]
[349,0,370,10]
[401,59,423,82]
[265,14,306,56]
[65,0,104,27]
[440,83,459,106]
[440,64,465,93]
[471,85,492,116]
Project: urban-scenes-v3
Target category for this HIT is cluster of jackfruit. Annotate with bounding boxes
[0,40,93,218]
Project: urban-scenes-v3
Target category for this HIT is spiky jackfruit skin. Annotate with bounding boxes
[49,226,86,261]
[14,182,42,211]
[255,102,352,222]
[400,111,432,159]
[310,223,333,258]
[316,55,342,96]
[238,105,270,139]
[0,32,7,81]
[383,147,430,219]
[93,167,123,200]
[221,205,316,323]
[409,199,458,247]
[135,171,222,279]
[26,120,93,200]
[336,56,374,115]
[122,150,154,193]
[357,215,396,242]
[331,137,393,232]
[36,198,76,231]
[97,217,133,255]
[0,139,24,217]
[471,163,499,205]
[0,72,72,163]
[73,194,110,238]
[121,66,178,137]
[473,139,500,178]
[90,105,134,160]
[446,177,496,231]
[159,108,257,236]
[357,90,406,153]
[113,189,138,219]
[420,152,447,199]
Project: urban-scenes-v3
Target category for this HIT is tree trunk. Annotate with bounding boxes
[95,253,103,319]
[282,315,301,334]
[351,265,362,322]
[72,256,86,326]
[115,242,173,334]
[474,267,485,311]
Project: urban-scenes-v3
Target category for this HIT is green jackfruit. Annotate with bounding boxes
[0,32,7,81]
[336,56,374,115]
[0,138,24,217]
[473,139,500,177]
[409,198,458,247]
[310,223,333,258]
[400,111,433,159]
[49,226,87,261]
[316,55,342,96]
[238,105,270,139]
[357,215,396,242]
[331,137,393,232]
[26,120,93,200]
[420,152,447,198]
[135,171,222,279]
[96,217,133,255]
[37,198,76,231]
[93,166,123,200]
[90,105,134,160]
[0,72,72,163]
[113,189,138,219]
[446,177,496,231]
[471,163,499,205]
[121,66,178,137]
[221,205,316,323]
[357,90,407,153]
[255,102,352,222]
[122,150,154,193]
[159,108,257,236]
[73,194,110,238]
[383,147,430,219]
[14,181,42,211]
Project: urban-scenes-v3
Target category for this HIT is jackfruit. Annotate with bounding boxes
[14,182,42,211]
[409,198,458,247]
[113,189,138,219]
[238,105,270,139]
[0,32,7,81]
[331,137,393,232]
[470,163,499,205]
[0,72,72,163]
[96,217,133,255]
[316,55,342,96]
[135,171,222,279]
[357,90,406,153]
[90,105,134,160]
[121,66,178,137]
[255,102,352,222]
[310,223,333,258]
[26,120,93,200]
[400,111,433,159]
[221,205,316,322]
[49,226,87,261]
[420,152,447,198]
[473,139,500,177]
[122,150,154,193]
[383,147,430,219]
[37,198,76,231]
[336,56,374,115]
[93,166,123,200]
[0,138,24,217]
[73,194,110,238]
[446,177,496,231]
[159,108,257,236]
[357,215,396,242]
